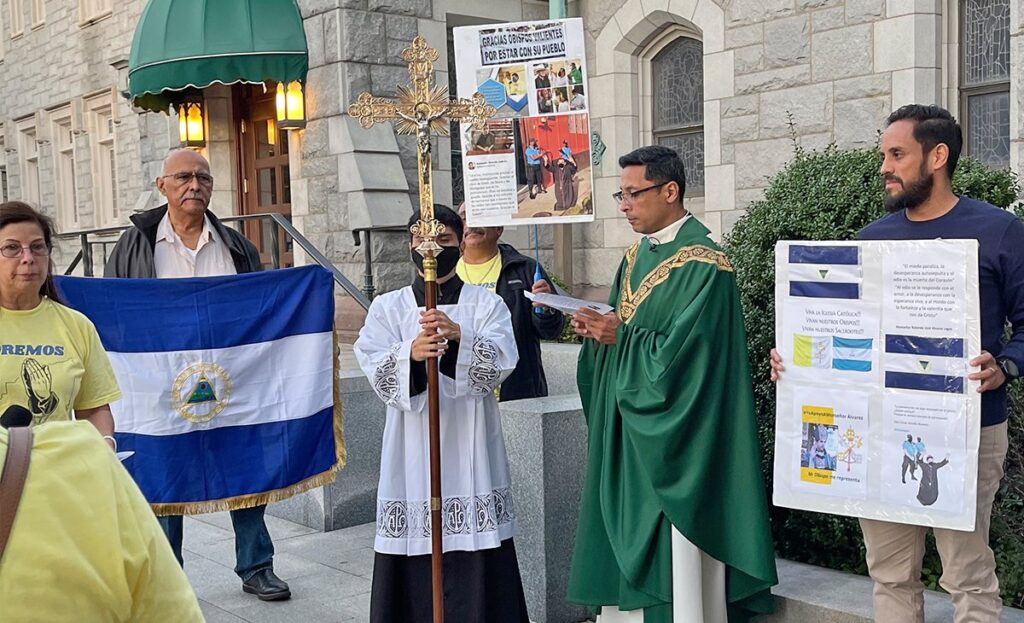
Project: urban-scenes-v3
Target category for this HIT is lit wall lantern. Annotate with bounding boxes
[276,81,306,130]
[177,99,206,148]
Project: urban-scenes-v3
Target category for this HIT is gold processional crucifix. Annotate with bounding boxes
[347,35,496,623]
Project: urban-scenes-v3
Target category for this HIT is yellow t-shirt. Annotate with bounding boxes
[0,298,121,425]
[0,421,204,622]
[456,254,503,293]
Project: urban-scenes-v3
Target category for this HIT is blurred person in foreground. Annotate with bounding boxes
[0,420,203,622]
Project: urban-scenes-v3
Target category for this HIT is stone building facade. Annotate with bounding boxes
[0,0,1018,294]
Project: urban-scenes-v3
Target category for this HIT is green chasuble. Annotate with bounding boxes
[567,217,777,623]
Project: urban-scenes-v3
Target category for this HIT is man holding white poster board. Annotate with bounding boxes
[772,105,1024,623]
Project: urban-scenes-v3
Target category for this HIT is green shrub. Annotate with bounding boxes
[724,142,1024,608]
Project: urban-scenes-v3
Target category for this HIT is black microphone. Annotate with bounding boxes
[1,405,33,429]
[647,236,661,251]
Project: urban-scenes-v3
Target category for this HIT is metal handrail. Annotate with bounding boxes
[57,212,371,310]
[352,224,409,300]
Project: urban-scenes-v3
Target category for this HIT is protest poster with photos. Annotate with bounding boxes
[453,18,595,226]
[772,240,982,531]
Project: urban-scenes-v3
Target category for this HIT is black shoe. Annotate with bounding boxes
[242,568,291,601]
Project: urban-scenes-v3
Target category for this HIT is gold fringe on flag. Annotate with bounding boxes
[152,329,348,517]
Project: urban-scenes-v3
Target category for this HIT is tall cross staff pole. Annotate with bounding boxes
[348,36,496,623]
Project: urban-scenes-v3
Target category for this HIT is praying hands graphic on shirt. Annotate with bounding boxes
[22,358,59,421]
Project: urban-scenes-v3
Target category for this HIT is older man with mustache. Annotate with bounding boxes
[105,149,289,602]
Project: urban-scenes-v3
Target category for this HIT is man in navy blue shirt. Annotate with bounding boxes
[773,104,1024,622]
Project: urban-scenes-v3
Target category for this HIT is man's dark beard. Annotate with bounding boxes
[884,166,934,213]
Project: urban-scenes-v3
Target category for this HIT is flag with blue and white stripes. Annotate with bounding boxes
[884,334,966,394]
[788,244,862,300]
[57,266,346,515]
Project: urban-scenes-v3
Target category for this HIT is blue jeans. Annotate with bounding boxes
[159,504,274,581]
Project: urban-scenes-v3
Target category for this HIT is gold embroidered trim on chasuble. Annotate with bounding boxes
[618,242,734,324]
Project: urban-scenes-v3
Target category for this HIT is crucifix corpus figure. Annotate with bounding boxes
[350,36,531,623]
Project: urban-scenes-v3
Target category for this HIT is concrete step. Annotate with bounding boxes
[757,559,1024,623]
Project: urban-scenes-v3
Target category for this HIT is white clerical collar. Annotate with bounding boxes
[156,212,219,247]
[645,212,691,248]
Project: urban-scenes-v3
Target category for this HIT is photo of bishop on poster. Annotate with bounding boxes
[453,18,595,226]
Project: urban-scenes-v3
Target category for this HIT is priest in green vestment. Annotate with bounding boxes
[565,146,777,623]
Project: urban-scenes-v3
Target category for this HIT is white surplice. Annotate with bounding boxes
[597,528,727,623]
[354,283,520,556]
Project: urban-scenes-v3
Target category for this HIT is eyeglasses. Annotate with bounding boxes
[1,241,51,259]
[612,182,670,204]
[162,171,215,186]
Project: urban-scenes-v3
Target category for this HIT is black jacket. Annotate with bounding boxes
[493,244,565,402]
[104,205,262,278]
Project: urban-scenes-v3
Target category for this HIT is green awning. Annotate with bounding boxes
[128,0,308,113]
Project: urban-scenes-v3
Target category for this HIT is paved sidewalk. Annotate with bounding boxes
[183,513,375,623]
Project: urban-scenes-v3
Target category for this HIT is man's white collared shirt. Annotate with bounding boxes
[645,212,692,248]
[153,213,237,278]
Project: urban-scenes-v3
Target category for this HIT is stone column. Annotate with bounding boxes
[874,5,943,108]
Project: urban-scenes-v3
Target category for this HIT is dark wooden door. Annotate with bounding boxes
[236,85,293,268]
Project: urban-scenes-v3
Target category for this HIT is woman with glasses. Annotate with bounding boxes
[0,201,121,440]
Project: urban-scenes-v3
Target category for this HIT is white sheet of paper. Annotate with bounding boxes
[524,291,613,315]
[116,451,135,462]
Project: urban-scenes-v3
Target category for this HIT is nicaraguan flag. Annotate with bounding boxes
[57,266,345,515]
[884,334,966,394]
[832,337,873,372]
[788,244,862,299]
[793,334,831,368]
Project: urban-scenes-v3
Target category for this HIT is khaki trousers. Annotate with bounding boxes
[860,421,1008,623]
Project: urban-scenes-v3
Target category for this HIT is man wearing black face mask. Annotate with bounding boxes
[354,204,530,623]
[771,105,1024,623]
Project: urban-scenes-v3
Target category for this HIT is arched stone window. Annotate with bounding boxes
[649,35,704,196]
[959,0,1010,168]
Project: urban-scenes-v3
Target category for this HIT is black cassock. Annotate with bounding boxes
[544,159,579,211]
[916,458,949,506]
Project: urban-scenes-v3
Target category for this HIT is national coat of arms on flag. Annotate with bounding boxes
[57,266,346,515]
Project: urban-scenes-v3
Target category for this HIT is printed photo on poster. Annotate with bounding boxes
[464,119,516,156]
[516,114,593,220]
[880,392,967,516]
[793,389,869,500]
[475,64,530,115]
